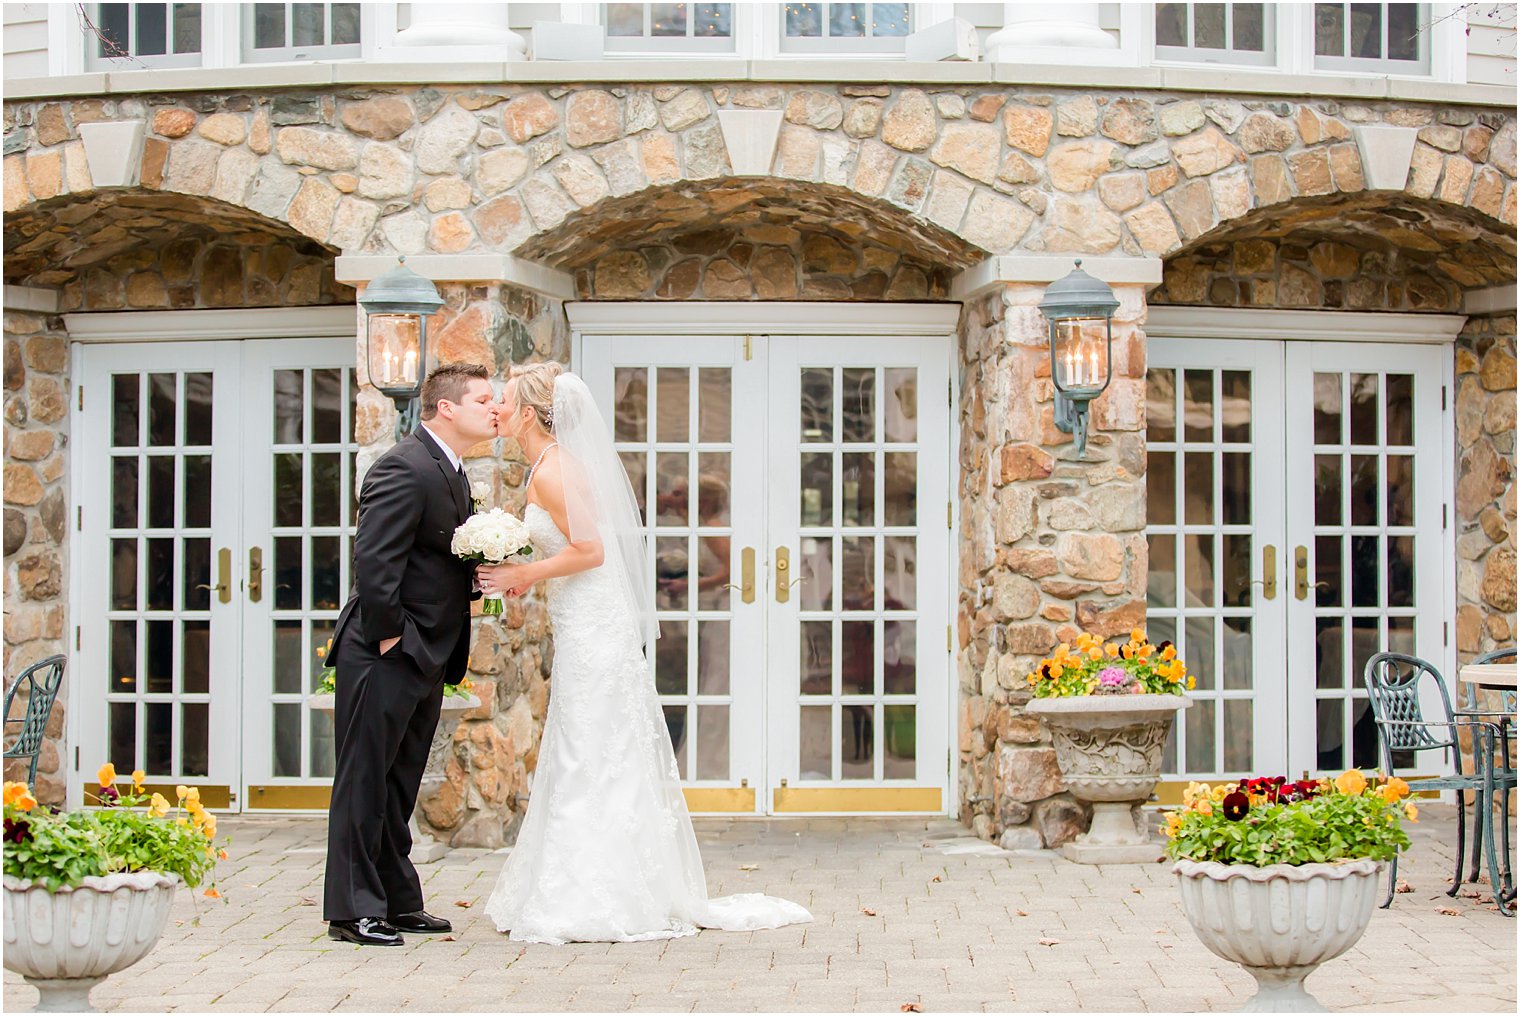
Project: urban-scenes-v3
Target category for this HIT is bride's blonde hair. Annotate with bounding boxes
[508,361,564,432]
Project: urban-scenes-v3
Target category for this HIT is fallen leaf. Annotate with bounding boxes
[1131,888,1142,894]
[453,899,474,908]
[438,935,457,942]
[900,1004,922,1013]
[1015,909,1028,917]
[298,896,318,906]
[1395,881,1412,894]
[931,875,942,883]
[739,864,760,871]
[861,908,877,917]
[1038,938,1060,947]
[1437,908,1461,916]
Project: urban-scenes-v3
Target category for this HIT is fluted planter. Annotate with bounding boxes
[1026,694,1190,863]
[3,871,178,1012]
[308,692,480,862]
[1172,858,1382,1013]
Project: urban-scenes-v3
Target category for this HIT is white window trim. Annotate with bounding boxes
[239,3,364,64]
[77,2,211,72]
[1151,2,1278,69]
[596,1,741,55]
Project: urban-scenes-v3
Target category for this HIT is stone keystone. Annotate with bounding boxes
[717,109,783,176]
[1352,124,1418,190]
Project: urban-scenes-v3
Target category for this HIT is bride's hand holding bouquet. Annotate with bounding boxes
[451,508,533,616]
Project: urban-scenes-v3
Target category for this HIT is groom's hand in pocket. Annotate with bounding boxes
[379,636,400,656]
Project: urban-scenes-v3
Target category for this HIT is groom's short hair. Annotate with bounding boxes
[419,363,488,420]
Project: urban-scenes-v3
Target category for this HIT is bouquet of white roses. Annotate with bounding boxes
[451,508,533,617]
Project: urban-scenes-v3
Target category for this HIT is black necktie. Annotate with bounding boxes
[456,465,470,509]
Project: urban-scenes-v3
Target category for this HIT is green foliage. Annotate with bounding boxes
[1028,631,1194,699]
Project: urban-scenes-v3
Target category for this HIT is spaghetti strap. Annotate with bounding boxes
[524,442,559,499]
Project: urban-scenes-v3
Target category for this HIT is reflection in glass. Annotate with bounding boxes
[799,705,831,779]
[146,538,174,610]
[1183,369,1214,441]
[183,455,211,528]
[656,536,689,610]
[800,368,832,441]
[1221,533,1251,607]
[841,705,872,778]
[800,537,833,612]
[310,707,336,778]
[620,451,647,523]
[650,3,687,35]
[655,452,688,526]
[1314,454,1342,525]
[664,705,688,779]
[1185,698,1214,773]
[1147,451,1176,525]
[1351,533,1379,608]
[274,453,303,527]
[1184,533,1215,608]
[883,536,915,610]
[842,453,875,526]
[273,702,301,777]
[657,367,690,442]
[274,369,303,444]
[696,537,731,610]
[695,453,730,525]
[841,621,873,695]
[1316,697,1344,769]
[842,367,875,442]
[112,539,138,610]
[1386,455,1413,526]
[800,453,832,526]
[698,367,731,442]
[311,453,342,527]
[1147,533,1177,608]
[1223,699,1251,772]
[274,620,303,695]
[1313,372,1342,444]
[113,457,139,528]
[145,702,173,774]
[1221,452,1250,525]
[274,536,303,610]
[1155,3,1186,46]
[113,374,140,447]
[311,536,341,609]
[184,372,213,445]
[841,536,872,611]
[1349,372,1378,445]
[1316,617,1344,689]
[110,702,136,773]
[181,702,208,777]
[1222,615,1252,690]
[183,538,210,611]
[607,3,644,36]
[1315,534,1342,607]
[1387,3,1417,59]
[1315,2,1345,56]
[656,619,688,695]
[1387,536,1414,607]
[1352,616,1379,693]
[1146,368,1177,442]
[697,704,729,780]
[697,620,730,694]
[1184,452,1213,525]
[111,620,137,692]
[312,368,343,443]
[800,621,831,694]
[1349,2,1382,58]
[148,455,175,529]
[614,367,648,441]
[149,374,176,447]
[883,705,915,777]
[694,3,732,36]
[1186,615,1215,690]
[1349,454,1378,526]
[883,452,915,526]
[1193,2,1225,49]
[1385,373,1413,445]
[884,367,917,442]
[146,619,173,694]
[1234,3,1266,50]
[884,621,915,694]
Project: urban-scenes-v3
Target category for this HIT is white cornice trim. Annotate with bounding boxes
[951,255,1163,300]
[1145,307,1469,344]
[1463,285,1517,317]
[3,285,63,314]
[63,306,357,342]
[335,253,576,301]
[566,302,960,335]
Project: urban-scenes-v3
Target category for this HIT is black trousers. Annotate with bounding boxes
[322,633,443,923]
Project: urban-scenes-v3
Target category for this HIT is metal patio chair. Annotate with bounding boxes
[1363,651,1515,916]
[1454,646,1516,893]
[3,654,66,793]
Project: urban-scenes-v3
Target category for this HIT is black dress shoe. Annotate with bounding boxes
[387,910,452,934]
[328,917,404,946]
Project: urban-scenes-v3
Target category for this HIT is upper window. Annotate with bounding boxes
[780,3,912,54]
[1154,3,1274,66]
[244,3,362,63]
[603,4,735,54]
[89,3,202,69]
[1313,2,1427,74]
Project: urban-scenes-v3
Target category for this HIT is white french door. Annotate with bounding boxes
[73,330,357,810]
[1148,330,1450,784]
[579,312,955,815]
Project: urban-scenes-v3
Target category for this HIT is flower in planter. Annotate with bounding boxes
[1027,628,1195,698]
[1163,769,1415,866]
[314,636,474,700]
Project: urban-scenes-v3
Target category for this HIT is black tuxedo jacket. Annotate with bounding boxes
[329,427,475,681]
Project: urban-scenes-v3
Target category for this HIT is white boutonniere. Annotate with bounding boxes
[470,480,492,511]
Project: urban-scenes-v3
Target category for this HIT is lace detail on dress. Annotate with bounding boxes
[483,504,811,945]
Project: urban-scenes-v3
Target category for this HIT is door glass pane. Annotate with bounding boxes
[841,621,873,695]
[883,453,915,526]
[148,373,176,446]
[1386,455,1413,526]
[1184,699,1215,773]
[841,453,874,526]
[183,455,211,528]
[656,536,689,610]
[1183,452,1213,524]
[801,621,831,695]
[1314,454,1341,525]
[614,367,648,441]
[841,367,875,442]
[800,453,832,526]
[1220,370,1250,443]
[1313,372,1342,443]
[1221,452,1250,526]
[1147,368,1177,442]
[183,538,210,611]
[146,538,174,610]
[110,702,136,772]
[254,3,285,48]
[184,372,213,445]
[883,705,914,778]
[148,455,175,529]
[1316,618,1344,689]
[112,539,138,610]
[800,537,834,611]
[1147,533,1177,608]
[145,702,172,772]
[800,368,832,441]
[1385,373,1413,445]
[1147,451,1176,525]
[697,620,730,694]
[1316,698,1344,769]
[840,705,872,778]
[112,457,139,528]
[111,620,137,693]
[1183,369,1214,441]
[698,367,731,442]
[696,453,730,526]
[1222,615,1252,690]
[884,368,917,442]
[113,374,140,447]
[656,452,688,525]
[656,619,688,695]
[310,453,341,526]
[181,702,208,776]
[697,704,729,780]
[273,702,301,777]
[1349,372,1378,445]
[884,621,914,694]
[799,705,831,778]
[664,705,688,780]
[657,367,690,442]
[696,536,731,610]
[883,536,915,610]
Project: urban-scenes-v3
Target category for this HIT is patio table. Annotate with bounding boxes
[1460,663,1518,690]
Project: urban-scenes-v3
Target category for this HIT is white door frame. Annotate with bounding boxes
[1146,306,1462,781]
[66,308,355,809]
[568,303,961,815]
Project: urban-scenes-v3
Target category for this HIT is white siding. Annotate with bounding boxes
[3,2,50,79]
[1467,4,1517,86]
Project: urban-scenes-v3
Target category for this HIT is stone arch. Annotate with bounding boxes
[4,190,349,311]
[516,177,988,300]
[1151,192,1516,313]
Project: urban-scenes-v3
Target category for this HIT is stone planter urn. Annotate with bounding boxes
[307,692,480,862]
[1172,858,1382,1012]
[1026,694,1190,863]
[3,871,178,1012]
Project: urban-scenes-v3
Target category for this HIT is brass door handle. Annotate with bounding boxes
[775,546,796,604]
[1292,546,1331,600]
[1250,544,1277,601]
[248,547,263,602]
[196,548,232,604]
[721,547,755,603]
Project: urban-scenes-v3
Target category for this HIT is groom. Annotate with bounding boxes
[323,362,497,946]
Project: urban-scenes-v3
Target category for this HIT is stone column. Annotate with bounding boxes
[384,3,527,62]
[956,276,1149,849]
[983,3,1118,63]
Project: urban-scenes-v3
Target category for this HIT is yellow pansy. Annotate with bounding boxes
[1404,803,1419,822]
[1334,769,1368,797]
[97,763,117,789]
[1378,776,1410,802]
[1163,812,1182,838]
[131,769,146,791]
[176,785,191,801]
[149,792,171,818]
[184,786,201,804]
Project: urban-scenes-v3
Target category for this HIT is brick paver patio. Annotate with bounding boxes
[5,806,1514,1013]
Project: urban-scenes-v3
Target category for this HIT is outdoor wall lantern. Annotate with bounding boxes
[1040,259,1120,459]
[360,256,444,436]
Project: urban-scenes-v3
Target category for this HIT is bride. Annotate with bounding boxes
[476,362,812,945]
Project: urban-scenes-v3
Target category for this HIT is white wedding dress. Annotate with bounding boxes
[483,503,812,944]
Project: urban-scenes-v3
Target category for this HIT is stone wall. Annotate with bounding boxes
[1455,313,1517,661]
[2,308,70,804]
[955,283,1148,846]
[357,280,572,849]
